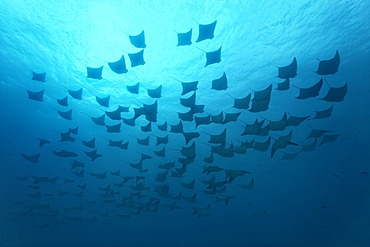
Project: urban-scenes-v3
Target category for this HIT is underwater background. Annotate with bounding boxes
[0,0,370,246]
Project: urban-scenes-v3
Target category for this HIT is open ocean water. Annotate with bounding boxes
[0,1,370,246]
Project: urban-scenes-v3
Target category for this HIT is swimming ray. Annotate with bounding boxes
[212,72,228,90]
[311,105,333,119]
[108,140,129,149]
[128,49,145,67]
[71,160,85,169]
[81,137,95,148]
[129,30,146,49]
[305,127,331,141]
[207,128,226,144]
[179,79,198,96]
[278,152,300,160]
[180,92,196,108]
[192,104,205,114]
[157,122,167,131]
[301,139,317,152]
[211,112,224,124]
[178,109,194,122]
[32,71,46,82]
[195,115,211,128]
[238,178,254,190]
[141,122,152,132]
[154,146,166,157]
[316,50,340,75]
[319,133,341,146]
[225,169,251,184]
[265,113,288,131]
[57,109,72,120]
[205,47,222,67]
[252,84,272,101]
[68,88,83,100]
[96,95,110,108]
[127,82,140,94]
[81,113,105,126]
[38,138,51,147]
[214,144,234,158]
[181,179,195,190]
[108,55,128,74]
[176,29,192,46]
[84,149,102,161]
[223,112,241,124]
[196,20,217,42]
[59,130,75,142]
[147,85,162,98]
[249,95,271,113]
[20,152,41,163]
[143,100,158,122]
[253,137,271,152]
[57,96,68,106]
[104,107,122,120]
[26,89,44,102]
[86,66,103,80]
[53,149,78,158]
[270,131,298,158]
[286,114,310,126]
[241,119,268,136]
[295,79,323,99]
[105,123,121,133]
[320,82,347,102]
[122,116,136,126]
[183,131,200,145]
[156,135,169,145]
[276,78,290,91]
[180,142,196,158]
[234,141,248,155]
[137,136,150,146]
[170,121,184,133]
[277,57,297,79]
[203,153,214,163]
[228,93,251,109]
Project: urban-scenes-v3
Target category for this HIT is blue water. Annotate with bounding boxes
[1,1,370,246]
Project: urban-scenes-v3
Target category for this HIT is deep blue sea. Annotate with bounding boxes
[1,1,370,246]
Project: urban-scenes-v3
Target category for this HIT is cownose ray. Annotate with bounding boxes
[277,57,297,79]
[127,82,140,94]
[286,113,310,126]
[179,142,196,158]
[203,128,226,144]
[122,116,136,126]
[319,133,341,146]
[294,79,323,100]
[83,149,103,161]
[202,165,223,175]
[270,130,298,158]
[196,20,217,42]
[278,151,300,161]
[176,29,192,46]
[86,66,103,80]
[102,106,128,120]
[106,139,129,150]
[223,112,241,124]
[252,84,272,102]
[204,47,222,67]
[142,100,158,122]
[153,146,166,157]
[183,131,200,145]
[80,112,105,126]
[311,105,333,120]
[320,81,348,102]
[96,95,110,108]
[304,125,332,141]
[227,93,251,109]
[180,91,196,108]
[77,137,95,148]
[240,119,269,136]
[253,137,271,152]
[195,115,211,128]
[238,178,254,190]
[12,148,40,163]
[249,95,271,113]
[157,121,167,131]
[129,30,146,49]
[141,121,152,132]
[316,50,340,75]
[212,72,228,90]
[56,108,73,121]
[234,141,250,155]
[57,96,68,106]
[37,138,51,147]
[178,109,194,122]
[276,78,290,91]
[154,134,169,145]
[181,179,195,190]
[211,112,224,124]
[170,77,198,95]
[68,88,83,100]
[301,138,317,152]
[105,123,121,133]
[262,113,288,131]
[31,71,46,82]
[108,55,128,74]
[212,143,234,158]
[137,136,150,146]
[147,85,162,98]
[26,89,44,102]
[128,49,145,67]
[53,149,78,158]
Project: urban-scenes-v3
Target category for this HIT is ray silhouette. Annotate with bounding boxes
[319,133,341,146]
[249,95,271,113]
[277,57,297,79]
[196,20,217,42]
[228,93,251,109]
[157,121,167,131]
[183,132,200,145]
[81,112,105,126]
[203,153,214,163]
[143,100,158,122]
[213,144,234,158]
[129,30,146,49]
[107,140,129,149]
[176,29,192,46]
[32,71,46,82]
[223,112,241,124]
[154,146,166,157]
[192,104,205,114]
[105,123,121,133]
[84,149,102,162]
[207,128,226,144]
[211,72,228,90]
[80,137,95,148]
[26,89,44,102]
[181,142,196,158]
[238,178,254,190]
[252,84,272,101]
[53,149,78,158]
[103,107,124,120]
[108,55,128,74]
[86,66,103,80]
[270,131,298,158]
[234,142,248,155]
[321,82,347,102]
[122,116,136,126]
[18,152,40,163]
[305,127,331,141]
[253,137,271,152]
[295,79,323,99]
[128,50,145,67]
[181,179,195,190]
[68,88,83,100]
[170,121,184,133]
[58,130,75,142]
[205,47,222,67]
[195,115,211,128]
[96,95,110,108]
[156,135,169,145]
[241,119,267,136]
[56,109,72,120]
[38,138,51,147]
[301,139,317,152]
[264,113,288,131]
[71,160,85,169]
[286,114,310,126]
[57,96,68,106]
[137,136,150,146]
[141,122,152,132]
[278,151,300,160]
[211,112,224,124]
[178,109,194,122]
[276,78,290,91]
[127,82,140,94]
[147,85,162,98]
[180,92,196,108]
[312,105,333,119]
[69,127,78,135]
[316,50,340,75]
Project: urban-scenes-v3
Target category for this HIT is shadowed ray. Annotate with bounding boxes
[105,123,121,133]
[205,47,222,67]
[127,82,140,94]
[183,132,200,145]
[26,89,44,102]
[68,88,83,100]
[108,55,128,74]
[277,57,297,79]
[311,105,333,119]
[212,72,228,90]
[53,149,78,158]
[276,78,290,91]
[86,66,103,80]
[196,20,217,42]
[96,95,110,108]
[295,79,323,99]
[176,29,192,46]
[180,92,196,108]
[57,96,68,106]
[319,133,341,146]
[223,112,241,124]
[195,115,211,128]
[128,50,145,67]
[253,137,271,152]
[321,82,347,102]
[316,50,340,75]
[141,122,152,132]
[147,85,162,98]
[32,71,46,82]
[129,30,146,49]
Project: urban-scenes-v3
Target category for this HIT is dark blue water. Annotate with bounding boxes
[1,1,370,246]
